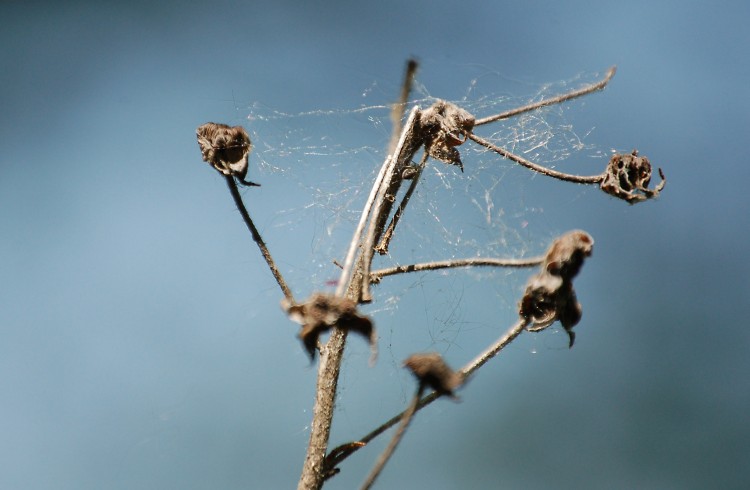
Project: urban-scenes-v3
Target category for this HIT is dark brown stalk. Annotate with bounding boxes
[225,175,295,303]
[468,133,603,184]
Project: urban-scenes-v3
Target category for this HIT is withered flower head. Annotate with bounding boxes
[282,293,376,361]
[403,352,463,399]
[196,122,259,186]
[541,230,594,281]
[600,150,665,203]
[519,231,594,347]
[419,100,476,171]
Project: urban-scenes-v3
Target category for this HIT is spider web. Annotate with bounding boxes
[237,67,608,359]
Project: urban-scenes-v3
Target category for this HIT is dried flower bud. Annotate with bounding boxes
[519,231,593,347]
[419,100,476,171]
[196,122,260,186]
[600,150,665,203]
[282,293,376,361]
[403,352,463,398]
[541,230,594,281]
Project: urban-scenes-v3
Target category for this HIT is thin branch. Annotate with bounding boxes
[335,154,393,298]
[460,317,527,377]
[298,60,421,490]
[389,59,419,157]
[225,175,295,303]
[375,150,429,255]
[474,66,616,126]
[332,59,418,298]
[359,107,421,303]
[370,256,545,282]
[468,133,603,184]
[331,318,529,468]
[360,387,424,490]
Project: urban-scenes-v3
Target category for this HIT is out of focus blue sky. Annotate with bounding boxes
[2,1,749,489]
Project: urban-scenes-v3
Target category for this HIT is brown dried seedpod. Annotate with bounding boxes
[519,230,593,347]
[196,122,260,186]
[520,276,582,347]
[541,230,594,281]
[403,352,463,399]
[600,149,665,203]
[419,100,476,171]
[282,293,376,361]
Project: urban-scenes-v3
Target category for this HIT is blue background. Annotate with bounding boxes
[2,1,748,489]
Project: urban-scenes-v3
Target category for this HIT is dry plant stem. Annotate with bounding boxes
[461,317,528,376]
[224,175,295,303]
[359,387,424,490]
[371,256,544,281]
[335,155,393,297]
[388,59,418,156]
[299,64,421,490]
[376,150,430,254]
[337,318,529,467]
[359,107,421,302]
[299,328,348,490]
[468,133,603,184]
[474,66,616,126]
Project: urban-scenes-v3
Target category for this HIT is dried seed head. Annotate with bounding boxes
[403,352,463,398]
[600,150,665,203]
[419,100,476,171]
[282,293,376,361]
[542,230,594,281]
[519,231,593,347]
[196,122,259,186]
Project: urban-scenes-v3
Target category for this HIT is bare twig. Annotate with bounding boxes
[474,66,616,126]
[468,133,603,184]
[329,318,529,468]
[298,60,421,490]
[224,175,295,303]
[335,153,395,298]
[360,387,423,490]
[370,256,544,282]
[389,59,419,157]
[298,327,349,490]
[461,317,528,377]
[358,107,422,303]
[375,150,429,255]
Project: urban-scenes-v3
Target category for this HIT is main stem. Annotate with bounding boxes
[296,160,398,490]
[297,327,349,490]
[298,60,419,489]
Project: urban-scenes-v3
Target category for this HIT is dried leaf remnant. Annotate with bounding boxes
[283,293,377,361]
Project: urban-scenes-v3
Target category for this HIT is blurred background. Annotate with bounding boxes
[2,1,748,489]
